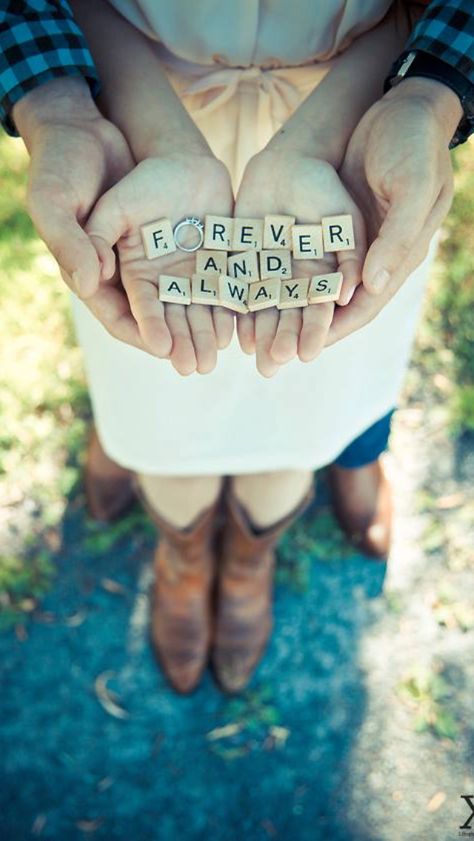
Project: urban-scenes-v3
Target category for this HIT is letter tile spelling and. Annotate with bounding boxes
[139,214,354,313]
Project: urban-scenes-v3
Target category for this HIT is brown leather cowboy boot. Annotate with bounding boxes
[327,456,393,559]
[135,480,221,694]
[84,427,135,522]
[212,480,315,694]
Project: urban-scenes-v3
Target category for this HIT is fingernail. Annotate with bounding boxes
[371,268,390,294]
[341,282,357,305]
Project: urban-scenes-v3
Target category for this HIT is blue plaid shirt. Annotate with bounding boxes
[1,0,473,138]
[406,0,474,84]
[0,0,100,136]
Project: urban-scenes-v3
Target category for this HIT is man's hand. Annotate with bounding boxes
[13,77,146,349]
[329,77,462,346]
[84,153,235,375]
[234,149,366,377]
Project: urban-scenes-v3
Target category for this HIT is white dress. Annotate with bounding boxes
[71,0,436,476]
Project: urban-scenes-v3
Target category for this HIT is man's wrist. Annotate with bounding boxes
[383,77,464,144]
[12,77,101,146]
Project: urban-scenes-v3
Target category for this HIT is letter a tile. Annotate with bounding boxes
[159,275,191,304]
[248,278,281,311]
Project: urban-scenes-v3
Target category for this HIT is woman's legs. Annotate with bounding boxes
[231,468,314,529]
[137,472,224,527]
[212,469,315,692]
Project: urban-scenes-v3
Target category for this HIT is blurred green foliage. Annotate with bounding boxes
[0,133,91,626]
[411,143,474,434]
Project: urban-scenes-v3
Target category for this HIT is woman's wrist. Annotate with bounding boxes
[135,128,213,163]
[264,103,346,169]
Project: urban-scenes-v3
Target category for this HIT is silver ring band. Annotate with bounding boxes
[173,217,204,252]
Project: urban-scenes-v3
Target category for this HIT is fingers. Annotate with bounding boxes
[236,312,256,354]
[326,185,452,348]
[337,203,367,306]
[255,308,281,378]
[63,266,145,351]
[362,183,435,297]
[164,304,197,376]
[186,304,218,374]
[299,301,334,361]
[122,276,173,358]
[30,202,101,298]
[270,308,302,364]
[85,182,129,275]
[212,306,235,349]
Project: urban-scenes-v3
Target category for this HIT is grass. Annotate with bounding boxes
[0,133,473,628]
[0,134,91,627]
[409,142,474,434]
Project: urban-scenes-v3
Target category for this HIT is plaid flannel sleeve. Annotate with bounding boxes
[405,0,474,85]
[0,0,100,136]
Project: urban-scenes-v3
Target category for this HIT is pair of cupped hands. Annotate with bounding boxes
[25,81,454,378]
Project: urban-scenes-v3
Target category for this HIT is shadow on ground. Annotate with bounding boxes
[1,471,388,841]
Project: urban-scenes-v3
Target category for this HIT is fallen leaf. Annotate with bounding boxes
[269,726,290,746]
[31,814,47,835]
[206,722,243,741]
[101,578,127,596]
[15,624,28,642]
[261,819,278,836]
[97,777,114,792]
[426,791,446,812]
[76,819,104,833]
[64,610,87,627]
[436,492,465,510]
[94,671,129,720]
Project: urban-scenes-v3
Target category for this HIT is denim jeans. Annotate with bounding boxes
[332,408,396,468]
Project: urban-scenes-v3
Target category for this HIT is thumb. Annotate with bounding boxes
[363,186,433,295]
[85,183,128,263]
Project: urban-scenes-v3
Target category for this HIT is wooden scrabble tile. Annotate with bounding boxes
[195,250,228,277]
[248,278,281,312]
[140,218,176,260]
[308,272,343,304]
[277,278,309,309]
[291,224,323,260]
[159,275,191,304]
[191,273,220,305]
[322,215,355,252]
[263,215,295,249]
[260,249,292,280]
[204,216,234,250]
[218,275,249,314]
[232,218,264,251]
[227,249,260,281]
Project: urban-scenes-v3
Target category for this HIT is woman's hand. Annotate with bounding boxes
[234,149,366,376]
[85,153,235,375]
[329,78,458,346]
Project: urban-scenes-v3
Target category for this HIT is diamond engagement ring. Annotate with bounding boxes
[173,217,204,252]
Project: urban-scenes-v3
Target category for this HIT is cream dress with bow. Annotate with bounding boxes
[71,0,436,475]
